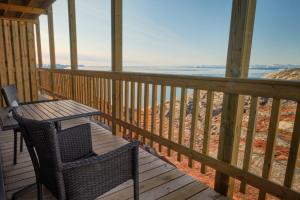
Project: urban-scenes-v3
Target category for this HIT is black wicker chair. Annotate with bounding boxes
[1,84,25,164]
[12,110,139,200]
[1,84,58,164]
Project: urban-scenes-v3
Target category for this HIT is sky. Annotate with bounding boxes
[39,0,300,67]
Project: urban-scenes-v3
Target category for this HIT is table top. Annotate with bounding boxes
[15,100,101,122]
[1,100,101,131]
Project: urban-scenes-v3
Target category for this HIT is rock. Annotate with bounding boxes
[259,97,269,105]
[264,68,300,80]
[278,121,294,132]
[212,108,222,117]
[186,101,193,115]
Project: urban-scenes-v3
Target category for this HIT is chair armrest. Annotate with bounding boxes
[58,123,93,162]
[20,99,58,105]
[61,141,139,199]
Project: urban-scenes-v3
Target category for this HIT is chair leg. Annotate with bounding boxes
[55,121,62,131]
[37,183,43,200]
[20,134,23,152]
[133,177,139,200]
[13,129,18,165]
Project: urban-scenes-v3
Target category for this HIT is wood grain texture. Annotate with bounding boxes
[201,91,214,173]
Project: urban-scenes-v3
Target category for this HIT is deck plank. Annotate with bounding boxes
[0,118,224,200]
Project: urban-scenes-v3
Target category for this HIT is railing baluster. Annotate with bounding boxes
[125,81,129,123]
[240,96,258,193]
[258,99,281,200]
[137,83,142,138]
[143,83,150,144]
[189,89,200,167]
[159,85,166,152]
[119,80,123,133]
[168,86,176,156]
[284,102,300,189]
[104,78,108,124]
[107,79,112,125]
[177,87,187,161]
[88,76,94,107]
[201,91,214,173]
[99,78,103,122]
[124,81,129,135]
[130,82,136,139]
[97,77,101,121]
[151,84,158,147]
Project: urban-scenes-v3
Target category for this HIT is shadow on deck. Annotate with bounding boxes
[0,118,227,200]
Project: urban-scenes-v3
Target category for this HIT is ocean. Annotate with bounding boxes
[74,65,299,78]
[55,64,299,102]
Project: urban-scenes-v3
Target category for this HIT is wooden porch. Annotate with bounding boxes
[0,118,226,200]
[0,0,300,200]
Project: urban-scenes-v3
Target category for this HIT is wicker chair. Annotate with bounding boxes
[1,84,59,164]
[1,84,24,164]
[12,110,139,200]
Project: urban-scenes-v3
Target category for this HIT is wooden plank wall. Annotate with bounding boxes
[0,19,38,107]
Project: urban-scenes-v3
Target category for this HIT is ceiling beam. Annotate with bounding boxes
[19,0,36,19]
[0,16,37,23]
[0,3,47,15]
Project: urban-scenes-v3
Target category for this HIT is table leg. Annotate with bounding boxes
[13,129,17,165]
[20,134,23,152]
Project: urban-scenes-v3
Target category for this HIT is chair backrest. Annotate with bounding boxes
[1,85,19,107]
[12,110,65,199]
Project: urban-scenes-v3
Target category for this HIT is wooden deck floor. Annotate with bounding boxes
[0,118,227,200]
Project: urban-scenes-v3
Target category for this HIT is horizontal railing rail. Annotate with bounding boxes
[37,68,300,199]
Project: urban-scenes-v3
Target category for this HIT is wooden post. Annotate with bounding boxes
[214,0,256,196]
[111,0,122,135]
[35,19,43,91]
[35,19,43,68]
[47,5,56,95]
[68,0,78,100]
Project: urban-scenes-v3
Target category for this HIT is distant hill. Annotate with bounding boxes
[42,64,85,69]
[264,68,300,80]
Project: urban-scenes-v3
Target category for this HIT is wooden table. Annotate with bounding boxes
[15,100,101,122]
[1,100,101,165]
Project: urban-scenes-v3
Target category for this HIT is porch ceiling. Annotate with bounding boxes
[0,0,55,19]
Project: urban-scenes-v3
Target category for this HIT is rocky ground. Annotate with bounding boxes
[141,68,300,200]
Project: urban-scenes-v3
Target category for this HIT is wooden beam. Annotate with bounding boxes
[111,0,123,135]
[111,0,122,72]
[214,0,256,196]
[0,3,47,15]
[0,16,37,23]
[67,0,77,69]
[3,20,15,84]
[27,22,38,100]
[67,0,78,100]
[11,21,24,101]
[47,6,55,70]
[0,20,8,87]
[19,0,35,18]
[47,5,55,94]
[35,19,43,68]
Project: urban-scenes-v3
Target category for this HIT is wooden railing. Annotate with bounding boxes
[37,68,300,199]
